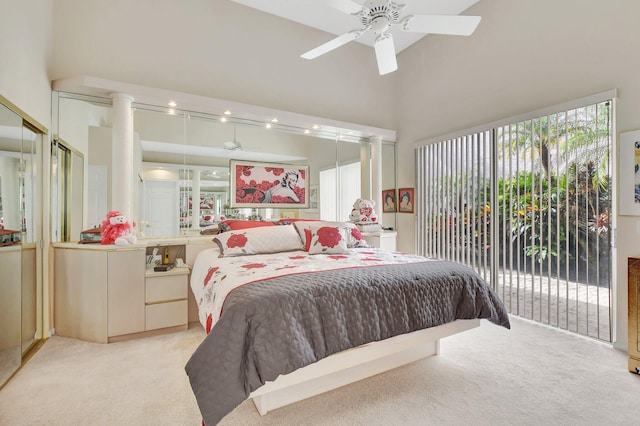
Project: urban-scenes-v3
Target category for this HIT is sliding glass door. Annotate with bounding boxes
[416,97,613,342]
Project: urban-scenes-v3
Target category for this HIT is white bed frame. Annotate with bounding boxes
[249,318,480,415]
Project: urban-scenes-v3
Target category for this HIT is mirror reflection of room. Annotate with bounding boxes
[0,98,43,388]
[54,91,397,240]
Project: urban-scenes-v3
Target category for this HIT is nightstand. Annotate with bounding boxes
[362,231,397,251]
[145,268,189,331]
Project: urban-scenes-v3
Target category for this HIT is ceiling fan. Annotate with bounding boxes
[224,125,243,151]
[300,0,481,75]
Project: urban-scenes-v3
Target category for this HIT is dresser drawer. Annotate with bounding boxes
[145,273,188,303]
[145,300,187,330]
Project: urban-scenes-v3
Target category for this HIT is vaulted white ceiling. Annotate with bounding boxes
[229,0,480,53]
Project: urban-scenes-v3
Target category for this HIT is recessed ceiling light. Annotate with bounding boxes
[271,118,278,123]
[224,110,231,115]
[312,124,319,130]
[266,123,272,129]
[304,129,310,134]
[168,101,177,107]
[220,117,227,122]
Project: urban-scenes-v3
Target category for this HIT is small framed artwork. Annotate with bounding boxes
[230,160,309,208]
[398,188,414,213]
[382,189,396,212]
[308,185,319,212]
[619,130,640,215]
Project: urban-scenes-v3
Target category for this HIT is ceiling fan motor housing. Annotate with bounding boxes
[360,0,404,34]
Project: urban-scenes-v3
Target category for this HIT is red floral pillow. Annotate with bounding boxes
[213,224,303,257]
[306,225,349,255]
[294,221,368,249]
[347,226,368,248]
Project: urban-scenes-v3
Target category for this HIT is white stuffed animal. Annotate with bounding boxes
[349,198,378,223]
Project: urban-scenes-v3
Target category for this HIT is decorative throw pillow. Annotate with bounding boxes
[213,224,303,257]
[306,225,349,255]
[346,226,369,248]
[294,220,368,249]
[199,224,220,235]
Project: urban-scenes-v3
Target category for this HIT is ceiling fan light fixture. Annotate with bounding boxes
[374,33,397,75]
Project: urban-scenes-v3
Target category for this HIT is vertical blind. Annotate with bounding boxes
[416,97,613,342]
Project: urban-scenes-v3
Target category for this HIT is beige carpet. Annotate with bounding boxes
[1,317,640,425]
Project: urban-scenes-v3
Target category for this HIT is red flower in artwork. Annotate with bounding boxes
[317,227,342,248]
[299,169,305,179]
[272,168,284,176]
[260,181,272,191]
[242,263,267,269]
[205,314,213,334]
[328,255,348,260]
[203,266,219,287]
[272,195,293,203]
[293,187,305,204]
[242,166,253,176]
[351,228,364,240]
[227,233,248,248]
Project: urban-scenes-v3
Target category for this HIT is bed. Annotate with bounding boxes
[185,222,510,425]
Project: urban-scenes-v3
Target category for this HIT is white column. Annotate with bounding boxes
[191,170,201,230]
[370,136,383,219]
[359,141,371,200]
[110,93,134,220]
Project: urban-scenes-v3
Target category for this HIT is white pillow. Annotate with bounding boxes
[213,224,303,257]
[305,224,349,255]
[294,221,368,249]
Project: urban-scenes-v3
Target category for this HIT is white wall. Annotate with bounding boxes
[0,0,52,126]
[50,0,397,131]
[394,0,638,349]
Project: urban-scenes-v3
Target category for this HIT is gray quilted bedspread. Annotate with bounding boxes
[185,259,510,425]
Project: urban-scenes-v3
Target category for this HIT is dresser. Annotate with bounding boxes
[53,240,195,343]
[628,257,640,373]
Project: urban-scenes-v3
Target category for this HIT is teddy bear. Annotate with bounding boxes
[349,198,378,224]
[101,210,137,245]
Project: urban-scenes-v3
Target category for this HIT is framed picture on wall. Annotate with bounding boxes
[398,188,414,213]
[619,130,640,215]
[230,160,309,208]
[308,185,319,212]
[382,189,396,212]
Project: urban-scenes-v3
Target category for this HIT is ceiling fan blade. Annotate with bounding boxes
[328,0,362,15]
[374,33,397,75]
[301,29,364,59]
[402,15,481,36]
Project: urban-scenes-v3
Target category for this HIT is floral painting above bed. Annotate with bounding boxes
[230,160,309,208]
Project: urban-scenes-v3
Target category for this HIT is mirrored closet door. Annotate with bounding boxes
[0,96,44,388]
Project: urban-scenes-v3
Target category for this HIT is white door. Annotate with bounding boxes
[144,180,179,237]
